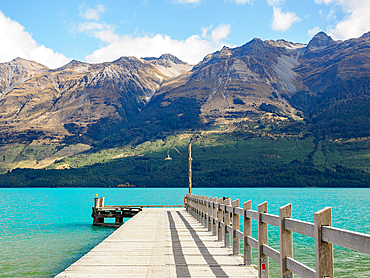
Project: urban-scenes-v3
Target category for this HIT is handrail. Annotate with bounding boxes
[185,194,370,278]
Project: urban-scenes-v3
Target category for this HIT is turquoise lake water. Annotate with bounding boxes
[0,188,369,277]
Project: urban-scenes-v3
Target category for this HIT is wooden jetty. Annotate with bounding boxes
[57,194,370,278]
[56,207,258,277]
[91,197,185,228]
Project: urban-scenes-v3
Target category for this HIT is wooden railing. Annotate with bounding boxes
[185,194,370,278]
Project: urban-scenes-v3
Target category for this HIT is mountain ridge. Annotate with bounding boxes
[1,31,370,147]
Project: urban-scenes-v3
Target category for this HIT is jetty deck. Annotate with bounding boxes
[56,208,258,278]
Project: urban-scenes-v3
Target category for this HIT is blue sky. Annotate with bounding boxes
[0,0,369,68]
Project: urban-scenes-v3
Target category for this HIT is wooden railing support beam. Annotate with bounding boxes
[243,200,252,265]
[258,202,268,278]
[224,198,231,247]
[232,199,240,255]
[314,207,334,278]
[212,197,217,236]
[279,203,293,278]
[218,198,224,241]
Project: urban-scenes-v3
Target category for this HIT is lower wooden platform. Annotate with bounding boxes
[56,208,258,277]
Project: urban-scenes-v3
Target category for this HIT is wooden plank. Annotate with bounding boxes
[261,213,279,227]
[246,210,258,220]
[226,205,233,213]
[57,208,258,278]
[262,244,280,263]
[284,218,314,238]
[235,207,243,216]
[286,257,316,278]
[235,229,243,240]
[247,236,258,250]
[321,226,370,255]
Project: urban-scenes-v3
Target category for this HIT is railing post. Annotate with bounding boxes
[186,193,190,212]
[203,196,207,227]
[258,202,268,278]
[189,194,193,215]
[204,196,209,228]
[212,197,217,236]
[232,199,240,255]
[198,196,201,222]
[208,197,212,232]
[243,200,252,265]
[218,198,224,241]
[198,196,201,223]
[94,197,100,208]
[314,207,334,278]
[279,203,293,278]
[192,195,195,217]
[197,196,201,222]
[224,198,231,247]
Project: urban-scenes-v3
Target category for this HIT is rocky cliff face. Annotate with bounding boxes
[296,32,370,92]
[0,55,192,144]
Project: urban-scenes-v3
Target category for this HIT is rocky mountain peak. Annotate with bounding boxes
[9,57,48,72]
[56,59,90,72]
[360,31,370,39]
[266,39,306,50]
[158,54,187,65]
[306,32,335,52]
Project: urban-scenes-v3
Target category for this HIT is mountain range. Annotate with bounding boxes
[1,31,370,145]
[1,31,370,186]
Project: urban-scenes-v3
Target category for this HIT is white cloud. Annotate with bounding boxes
[308,26,322,37]
[78,22,120,44]
[232,0,254,4]
[79,4,106,21]
[315,0,370,39]
[314,0,334,4]
[271,7,300,32]
[82,24,231,65]
[201,25,212,38]
[211,24,231,43]
[267,0,284,6]
[0,11,70,69]
[174,0,202,3]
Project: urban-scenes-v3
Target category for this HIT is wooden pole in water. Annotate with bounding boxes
[94,198,100,208]
[188,142,192,194]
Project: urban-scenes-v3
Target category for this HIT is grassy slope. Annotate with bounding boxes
[0,144,91,173]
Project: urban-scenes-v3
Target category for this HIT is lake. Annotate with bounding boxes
[0,188,369,277]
